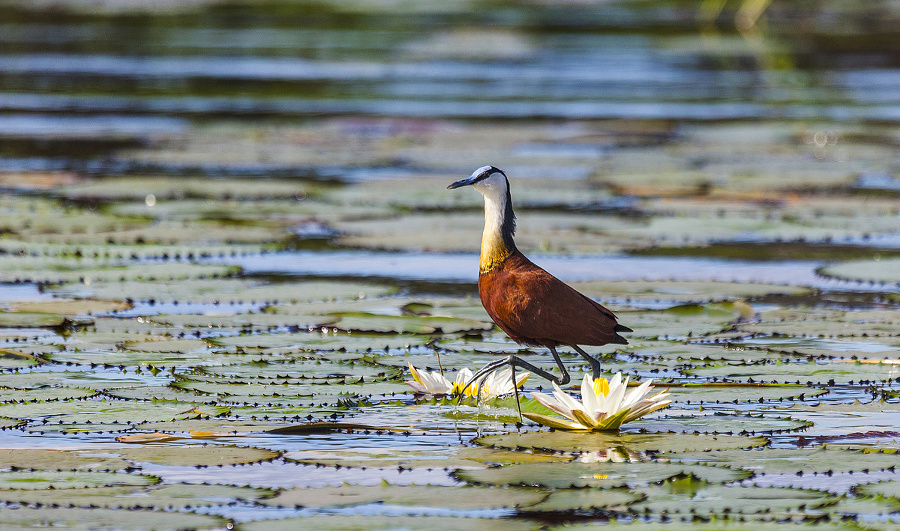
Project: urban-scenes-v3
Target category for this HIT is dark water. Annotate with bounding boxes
[2,1,900,175]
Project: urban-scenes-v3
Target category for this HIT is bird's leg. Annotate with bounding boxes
[510,362,523,422]
[571,345,603,379]
[456,346,571,406]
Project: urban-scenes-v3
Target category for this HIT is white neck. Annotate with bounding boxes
[474,177,513,273]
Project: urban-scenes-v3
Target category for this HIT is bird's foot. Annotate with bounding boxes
[456,355,570,421]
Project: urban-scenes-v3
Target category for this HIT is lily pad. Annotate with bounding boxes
[684,358,900,384]
[819,258,900,285]
[629,483,835,515]
[520,487,641,512]
[113,444,279,467]
[855,480,900,501]
[0,386,97,403]
[0,507,227,530]
[0,470,157,490]
[8,299,131,315]
[135,418,290,435]
[0,398,227,427]
[260,484,546,509]
[0,449,130,471]
[477,430,768,454]
[240,515,540,531]
[666,383,827,404]
[635,413,811,435]
[456,461,750,489]
[283,445,568,470]
[572,280,810,304]
[0,483,272,510]
[670,447,900,475]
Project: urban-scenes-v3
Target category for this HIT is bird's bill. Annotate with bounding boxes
[446,175,476,189]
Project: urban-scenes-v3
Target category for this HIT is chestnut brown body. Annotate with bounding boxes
[479,250,628,350]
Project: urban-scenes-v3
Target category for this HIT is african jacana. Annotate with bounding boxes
[448,165,631,398]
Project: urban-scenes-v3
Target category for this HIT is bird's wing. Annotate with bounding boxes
[480,252,627,347]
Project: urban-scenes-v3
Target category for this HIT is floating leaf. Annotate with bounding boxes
[0,398,225,427]
[113,444,279,467]
[519,487,641,512]
[670,447,900,475]
[666,383,827,404]
[0,386,97,403]
[0,449,130,471]
[636,413,810,434]
[456,461,750,489]
[8,299,131,315]
[0,483,272,510]
[283,445,568,470]
[261,484,546,509]
[239,515,540,531]
[0,507,226,530]
[629,483,834,515]
[0,470,157,490]
[819,258,900,285]
[477,430,768,454]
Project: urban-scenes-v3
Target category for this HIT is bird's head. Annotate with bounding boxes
[447,165,508,200]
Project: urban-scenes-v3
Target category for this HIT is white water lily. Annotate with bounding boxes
[524,372,670,431]
[405,363,453,395]
[406,364,530,398]
[453,367,530,399]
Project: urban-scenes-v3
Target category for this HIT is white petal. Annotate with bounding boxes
[581,374,601,418]
[605,373,628,414]
[405,380,428,394]
[621,380,653,410]
[552,382,584,413]
[531,391,576,420]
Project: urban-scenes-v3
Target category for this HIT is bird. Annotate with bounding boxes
[447,165,632,401]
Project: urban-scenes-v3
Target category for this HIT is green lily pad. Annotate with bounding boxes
[477,430,768,455]
[854,480,900,501]
[520,487,641,512]
[572,280,810,304]
[283,445,568,470]
[260,484,546,509]
[738,308,900,340]
[0,470,157,490]
[0,417,24,429]
[0,386,98,403]
[8,299,131,315]
[618,303,745,339]
[113,444,279,467]
[670,447,900,475]
[0,348,45,369]
[0,449,130,471]
[134,418,289,435]
[197,357,403,383]
[629,483,834,515]
[0,483,272,510]
[0,398,227,426]
[240,515,540,531]
[0,507,227,530]
[635,413,811,435]
[666,383,827,404]
[0,311,75,328]
[61,278,394,304]
[819,258,900,285]
[684,359,900,384]
[456,461,750,489]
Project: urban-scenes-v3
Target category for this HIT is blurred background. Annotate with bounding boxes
[0,0,898,273]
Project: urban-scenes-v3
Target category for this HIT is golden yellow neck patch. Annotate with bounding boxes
[479,234,511,273]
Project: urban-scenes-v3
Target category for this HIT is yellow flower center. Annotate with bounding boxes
[593,377,609,397]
